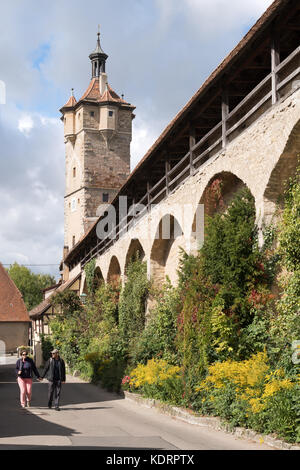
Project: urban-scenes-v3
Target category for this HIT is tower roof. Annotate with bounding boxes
[89,31,108,60]
[78,78,129,105]
[60,89,77,112]
[60,30,135,114]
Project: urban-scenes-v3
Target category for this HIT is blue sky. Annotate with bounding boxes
[0,0,274,279]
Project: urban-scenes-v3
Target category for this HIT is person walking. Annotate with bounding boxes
[41,349,66,411]
[16,350,41,408]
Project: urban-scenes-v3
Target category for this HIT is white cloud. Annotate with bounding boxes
[155,0,274,36]
[131,117,161,171]
[18,114,34,136]
[184,0,273,32]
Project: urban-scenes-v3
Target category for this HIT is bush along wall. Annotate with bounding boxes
[48,173,300,443]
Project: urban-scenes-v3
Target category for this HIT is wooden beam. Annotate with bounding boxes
[189,124,196,176]
[165,160,170,195]
[222,90,229,148]
[227,36,270,85]
[271,35,280,105]
[147,182,151,210]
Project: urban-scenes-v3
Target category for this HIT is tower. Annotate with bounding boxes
[60,31,135,258]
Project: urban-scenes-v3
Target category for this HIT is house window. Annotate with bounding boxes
[72,235,75,247]
[73,167,76,177]
[102,193,109,203]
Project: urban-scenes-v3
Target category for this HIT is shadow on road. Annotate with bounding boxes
[0,362,120,441]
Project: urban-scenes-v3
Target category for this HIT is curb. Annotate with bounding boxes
[124,391,300,451]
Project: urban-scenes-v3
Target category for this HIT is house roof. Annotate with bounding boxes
[29,272,81,319]
[0,263,30,322]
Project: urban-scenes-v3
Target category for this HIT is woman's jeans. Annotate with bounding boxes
[17,377,32,406]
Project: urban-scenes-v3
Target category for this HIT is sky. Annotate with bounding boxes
[0,0,274,280]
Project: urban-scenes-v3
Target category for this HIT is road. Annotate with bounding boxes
[0,355,274,450]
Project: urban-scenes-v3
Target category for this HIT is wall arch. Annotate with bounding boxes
[191,171,253,252]
[263,118,300,225]
[124,239,146,273]
[107,255,121,286]
[93,266,104,290]
[150,214,185,286]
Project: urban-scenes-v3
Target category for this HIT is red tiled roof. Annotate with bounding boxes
[62,94,77,109]
[99,85,126,104]
[79,78,129,104]
[62,78,132,108]
[0,263,30,322]
[79,77,101,102]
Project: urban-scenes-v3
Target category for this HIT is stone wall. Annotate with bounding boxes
[69,87,300,290]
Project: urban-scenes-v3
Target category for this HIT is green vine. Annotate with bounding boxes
[85,258,96,295]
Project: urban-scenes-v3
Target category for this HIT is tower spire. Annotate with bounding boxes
[89,27,108,78]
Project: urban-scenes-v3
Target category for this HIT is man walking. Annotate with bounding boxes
[41,349,66,411]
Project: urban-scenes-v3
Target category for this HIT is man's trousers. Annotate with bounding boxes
[48,380,62,408]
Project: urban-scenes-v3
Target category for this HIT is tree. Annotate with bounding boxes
[6,263,56,311]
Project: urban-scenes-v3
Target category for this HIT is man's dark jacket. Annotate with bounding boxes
[41,357,66,382]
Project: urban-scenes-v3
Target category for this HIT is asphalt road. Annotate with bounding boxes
[0,355,274,451]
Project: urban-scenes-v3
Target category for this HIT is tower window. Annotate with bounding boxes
[102,193,109,203]
[71,198,76,212]
[90,111,95,117]
[108,110,114,117]
[72,235,75,247]
[73,167,76,177]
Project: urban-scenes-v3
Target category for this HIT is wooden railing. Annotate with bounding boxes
[78,45,300,269]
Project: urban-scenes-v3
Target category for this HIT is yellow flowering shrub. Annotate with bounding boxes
[196,351,298,415]
[126,358,183,404]
[130,359,181,389]
[197,351,269,394]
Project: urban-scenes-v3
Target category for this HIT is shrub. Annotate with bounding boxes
[40,334,54,362]
[127,358,184,405]
[119,258,149,343]
[130,279,180,366]
[195,351,299,441]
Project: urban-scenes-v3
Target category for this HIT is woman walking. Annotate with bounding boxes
[16,350,41,408]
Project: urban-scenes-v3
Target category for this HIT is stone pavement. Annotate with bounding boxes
[0,356,275,450]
